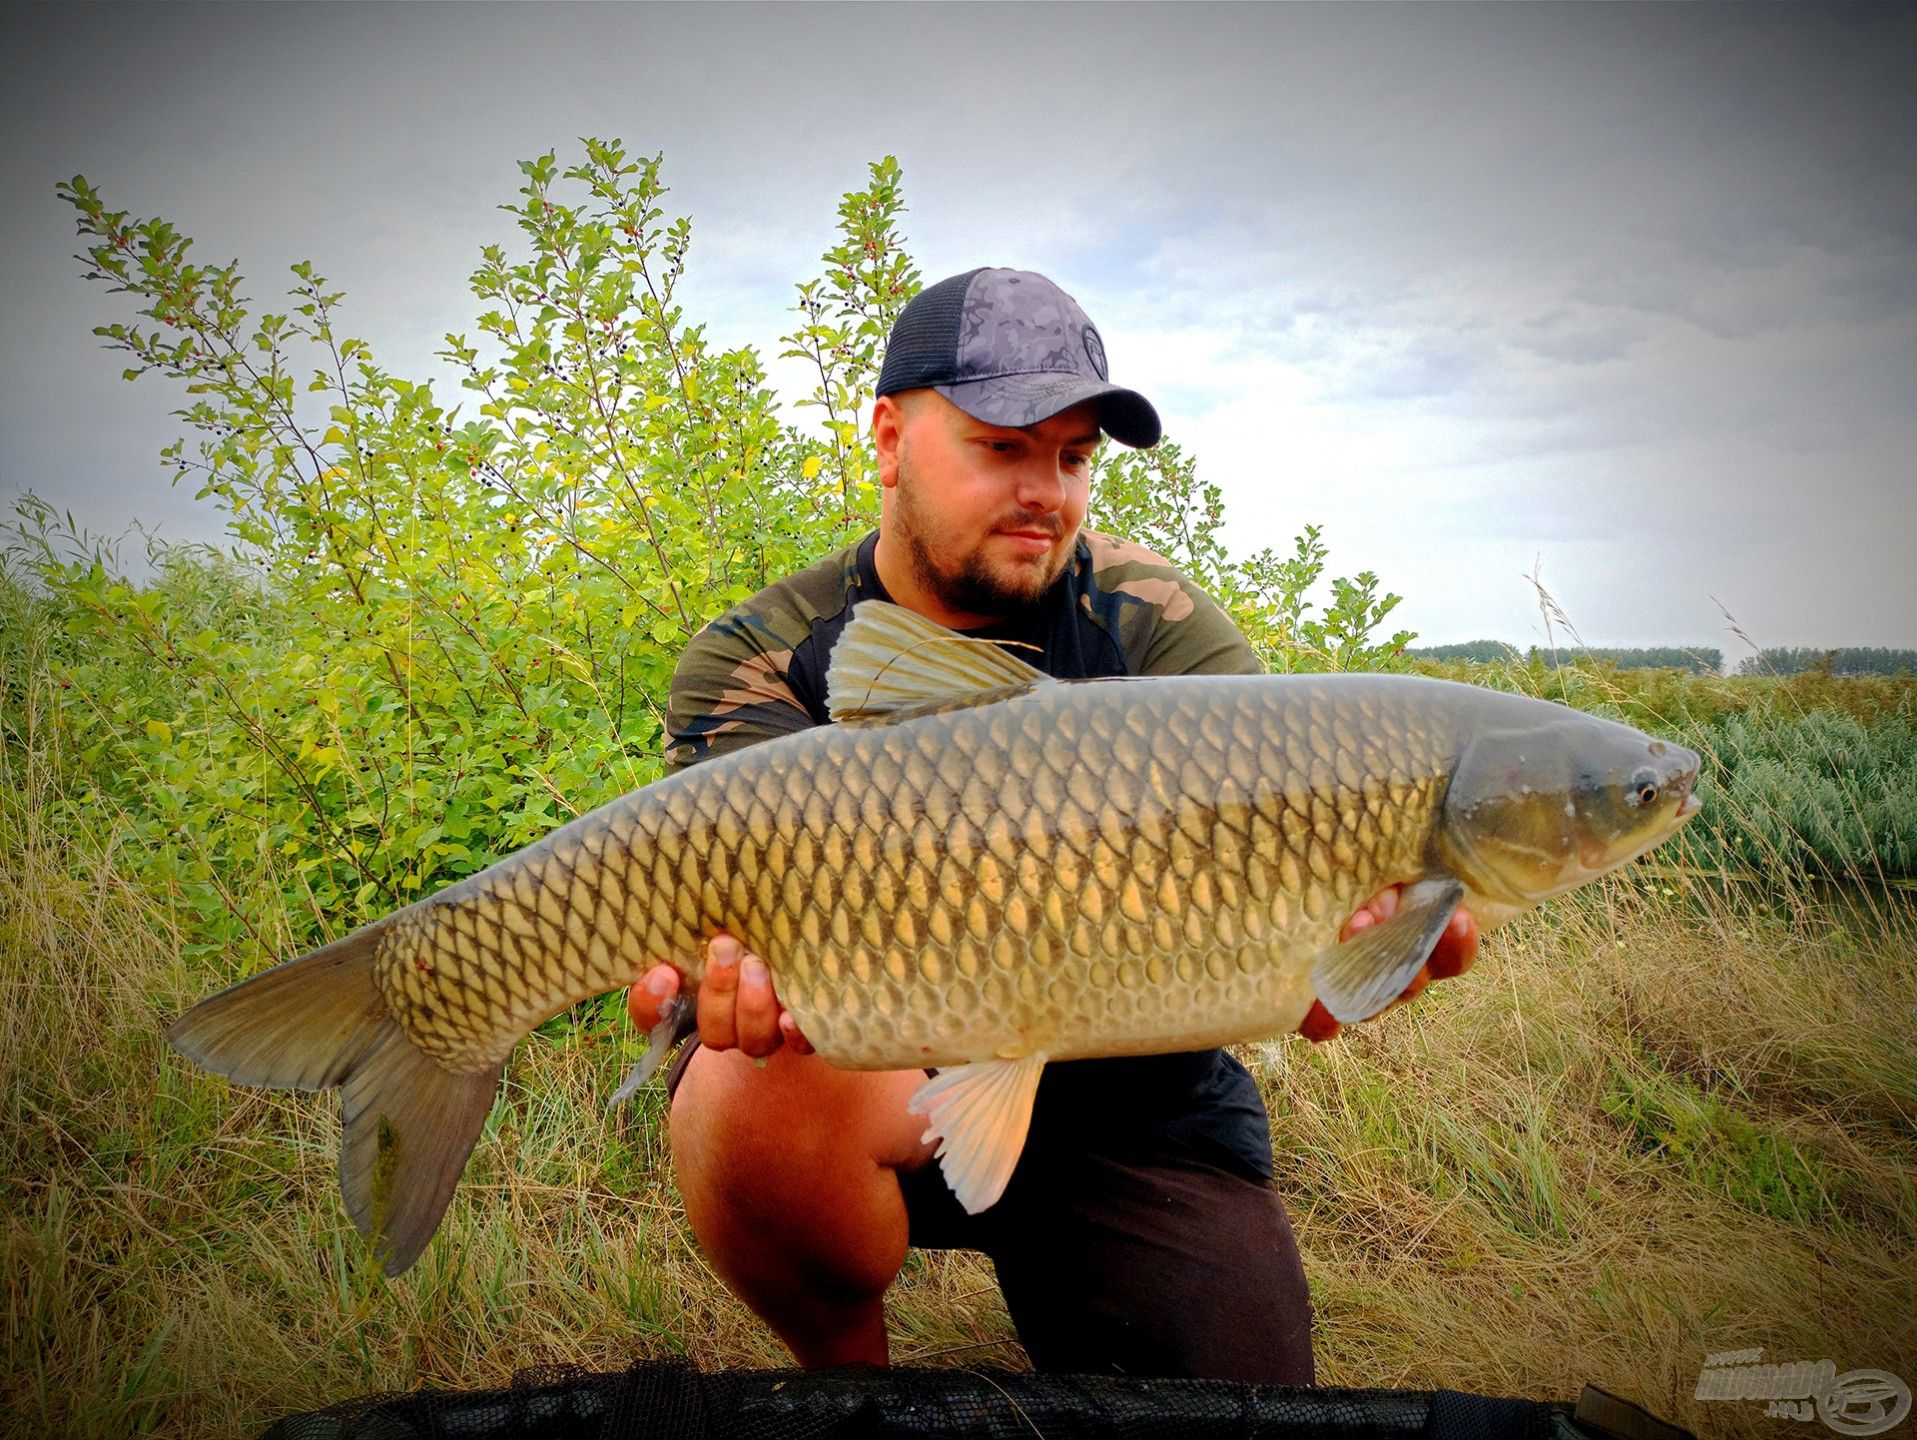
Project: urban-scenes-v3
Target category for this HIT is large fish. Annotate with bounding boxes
[169,602,1701,1274]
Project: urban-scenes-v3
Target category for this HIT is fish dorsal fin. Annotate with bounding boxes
[907,1053,1049,1214]
[827,600,1051,723]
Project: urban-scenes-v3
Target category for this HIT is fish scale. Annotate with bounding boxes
[167,600,1700,1272]
[373,675,1450,1074]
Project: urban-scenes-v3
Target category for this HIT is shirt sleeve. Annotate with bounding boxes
[663,540,867,772]
[1134,577,1264,678]
[1078,530,1265,679]
[664,611,818,773]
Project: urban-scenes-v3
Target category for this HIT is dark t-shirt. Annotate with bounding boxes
[665,529,1276,1182]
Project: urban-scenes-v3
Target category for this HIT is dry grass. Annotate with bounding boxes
[3,695,1913,1437]
[1256,877,1916,1436]
[0,704,1011,1436]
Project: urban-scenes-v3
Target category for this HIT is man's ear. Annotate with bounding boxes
[872,393,907,489]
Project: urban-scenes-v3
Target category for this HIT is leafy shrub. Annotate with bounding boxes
[13,142,1419,968]
[25,148,922,966]
[1090,439,1413,672]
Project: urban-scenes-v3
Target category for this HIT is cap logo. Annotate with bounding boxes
[1082,325,1108,380]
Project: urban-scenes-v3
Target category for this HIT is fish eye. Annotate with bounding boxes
[1628,769,1659,808]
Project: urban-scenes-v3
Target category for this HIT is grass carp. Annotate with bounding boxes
[168,601,1701,1274]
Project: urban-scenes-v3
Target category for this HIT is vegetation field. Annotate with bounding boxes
[4,146,1913,1437]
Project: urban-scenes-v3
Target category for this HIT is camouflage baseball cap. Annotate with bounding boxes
[876,268,1162,448]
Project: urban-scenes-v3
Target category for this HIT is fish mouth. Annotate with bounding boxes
[1675,791,1703,821]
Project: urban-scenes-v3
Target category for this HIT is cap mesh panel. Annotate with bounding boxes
[876,269,982,396]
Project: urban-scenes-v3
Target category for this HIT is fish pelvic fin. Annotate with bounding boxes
[1311,877,1466,1024]
[908,1052,1048,1214]
[166,923,503,1277]
[827,601,1051,722]
[607,991,695,1110]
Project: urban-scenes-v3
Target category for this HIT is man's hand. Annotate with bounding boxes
[1296,887,1480,1043]
[627,934,814,1059]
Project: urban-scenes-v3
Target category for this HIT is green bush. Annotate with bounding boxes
[11,142,1419,970]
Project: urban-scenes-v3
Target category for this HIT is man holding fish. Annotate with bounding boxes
[627,268,1481,1381]
[169,266,1699,1367]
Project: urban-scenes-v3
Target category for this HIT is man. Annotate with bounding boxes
[628,268,1477,1380]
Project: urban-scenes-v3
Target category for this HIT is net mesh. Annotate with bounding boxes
[257,1358,1625,1440]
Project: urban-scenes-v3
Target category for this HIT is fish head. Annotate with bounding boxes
[1436,712,1702,908]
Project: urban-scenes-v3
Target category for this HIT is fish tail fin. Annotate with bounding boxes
[167,925,397,1091]
[338,1027,503,1276]
[167,924,504,1276]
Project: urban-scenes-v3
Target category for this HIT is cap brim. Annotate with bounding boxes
[935,372,1162,449]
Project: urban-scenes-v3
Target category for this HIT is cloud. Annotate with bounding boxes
[3,2,1912,650]
[1512,310,1645,368]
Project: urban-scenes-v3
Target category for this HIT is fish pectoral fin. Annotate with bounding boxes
[606,993,695,1110]
[907,1053,1049,1215]
[826,601,1052,723]
[1311,877,1466,1025]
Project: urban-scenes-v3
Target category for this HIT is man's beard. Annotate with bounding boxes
[892,447,1075,618]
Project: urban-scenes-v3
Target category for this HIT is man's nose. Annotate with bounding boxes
[1014,453,1071,509]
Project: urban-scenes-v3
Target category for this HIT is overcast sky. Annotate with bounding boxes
[4,3,1913,653]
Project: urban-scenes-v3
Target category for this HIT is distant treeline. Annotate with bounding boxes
[1409,643,1917,677]
[1408,641,1724,674]
[1732,647,1917,677]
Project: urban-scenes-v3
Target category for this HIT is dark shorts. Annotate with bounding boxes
[666,1040,1315,1384]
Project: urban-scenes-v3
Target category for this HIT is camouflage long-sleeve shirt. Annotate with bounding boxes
[665,528,1275,1181]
